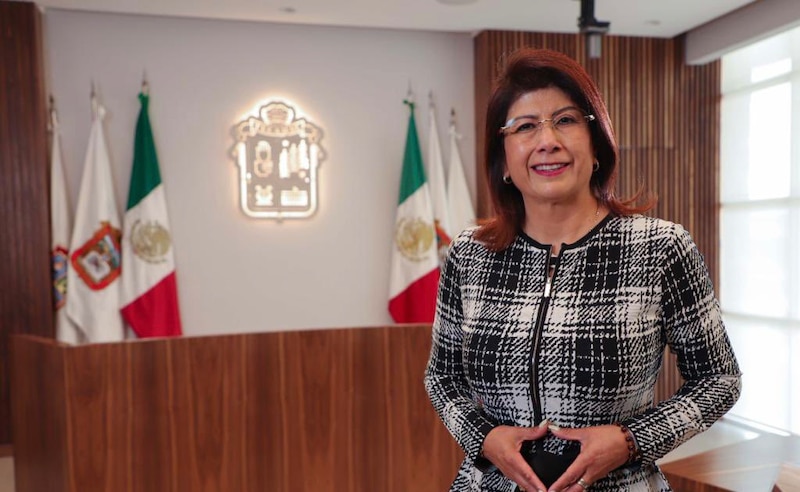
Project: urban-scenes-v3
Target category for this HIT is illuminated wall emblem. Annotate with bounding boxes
[231,100,325,219]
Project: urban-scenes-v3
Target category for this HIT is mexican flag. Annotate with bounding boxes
[120,92,183,338]
[388,100,439,323]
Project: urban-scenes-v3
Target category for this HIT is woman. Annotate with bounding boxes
[424,48,741,492]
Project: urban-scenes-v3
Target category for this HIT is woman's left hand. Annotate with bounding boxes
[545,424,631,491]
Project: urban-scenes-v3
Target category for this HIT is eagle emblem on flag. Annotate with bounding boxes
[129,219,171,264]
[395,216,435,262]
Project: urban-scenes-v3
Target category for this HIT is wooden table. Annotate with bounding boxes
[660,432,800,491]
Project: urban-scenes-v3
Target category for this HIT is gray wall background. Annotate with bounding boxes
[44,9,476,335]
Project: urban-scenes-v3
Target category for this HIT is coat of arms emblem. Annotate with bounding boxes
[70,221,122,290]
[231,101,325,219]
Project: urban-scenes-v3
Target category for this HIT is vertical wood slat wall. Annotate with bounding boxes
[474,31,721,402]
[0,0,54,446]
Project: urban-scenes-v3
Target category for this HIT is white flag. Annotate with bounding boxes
[427,104,451,263]
[447,118,476,236]
[65,99,125,343]
[50,108,81,344]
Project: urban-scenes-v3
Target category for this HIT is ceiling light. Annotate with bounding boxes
[436,0,478,5]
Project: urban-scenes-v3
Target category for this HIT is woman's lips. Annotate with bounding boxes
[531,162,569,175]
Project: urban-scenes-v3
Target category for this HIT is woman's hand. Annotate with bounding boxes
[545,424,631,491]
[482,423,550,492]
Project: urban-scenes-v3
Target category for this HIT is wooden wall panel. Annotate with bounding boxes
[241,332,290,490]
[0,0,54,446]
[10,326,463,492]
[8,338,68,492]
[474,31,721,403]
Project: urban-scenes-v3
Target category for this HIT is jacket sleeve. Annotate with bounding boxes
[623,224,742,465]
[424,235,496,466]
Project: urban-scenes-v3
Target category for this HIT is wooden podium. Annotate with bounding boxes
[9,325,462,492]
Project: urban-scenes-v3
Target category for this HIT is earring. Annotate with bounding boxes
[593,161,600,172]
[503,175,512,184]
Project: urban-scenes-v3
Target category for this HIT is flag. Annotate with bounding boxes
[388,100,439,323]
[66,98,125,343]
[50,105,82,344]
[120,92,183,338]
[427,103,452,264]
[446,116,476,236]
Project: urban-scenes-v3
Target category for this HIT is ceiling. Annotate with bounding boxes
[34,0,757,38]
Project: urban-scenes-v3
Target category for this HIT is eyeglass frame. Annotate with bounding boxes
[499,109,596,137]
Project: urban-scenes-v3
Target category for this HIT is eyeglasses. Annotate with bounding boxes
[500,109,595,139]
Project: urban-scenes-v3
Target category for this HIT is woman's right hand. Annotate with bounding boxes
[481,423,549,492]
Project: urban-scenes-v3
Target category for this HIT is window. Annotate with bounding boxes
[720,26,800,435]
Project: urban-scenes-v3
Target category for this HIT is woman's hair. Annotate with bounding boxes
[474,48,654,250]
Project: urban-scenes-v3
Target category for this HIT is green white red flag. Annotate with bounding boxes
[120,92,183,338]
[388,100,439,323]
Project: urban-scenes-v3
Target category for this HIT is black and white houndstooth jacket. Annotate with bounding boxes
[424,214,741,492]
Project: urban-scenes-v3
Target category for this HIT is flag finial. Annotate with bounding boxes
[48,95,57,132]
[403,80,415,109]
[450,108,462,140]
[90,80,98,117]
[142,70,149,96]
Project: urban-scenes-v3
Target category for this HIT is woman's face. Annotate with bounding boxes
[502,86,596,209]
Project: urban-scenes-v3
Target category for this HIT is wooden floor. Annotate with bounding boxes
[0,422,796,492]
[0,458,13,492]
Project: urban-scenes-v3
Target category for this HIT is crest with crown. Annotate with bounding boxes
[230,100,326,220]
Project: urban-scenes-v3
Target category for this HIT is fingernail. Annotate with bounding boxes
[548,424,561,432]
[538,419,549,428]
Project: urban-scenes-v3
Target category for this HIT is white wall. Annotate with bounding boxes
[44,9,475,336]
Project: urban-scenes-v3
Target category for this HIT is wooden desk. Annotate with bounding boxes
[9,326,463,492]
[661,433,800,491]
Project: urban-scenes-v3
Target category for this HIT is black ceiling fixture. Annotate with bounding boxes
[578,0,610,59]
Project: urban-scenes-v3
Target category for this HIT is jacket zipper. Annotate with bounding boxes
[531,249,558,426]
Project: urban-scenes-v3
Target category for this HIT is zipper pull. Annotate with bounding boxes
[544,276,552,298]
